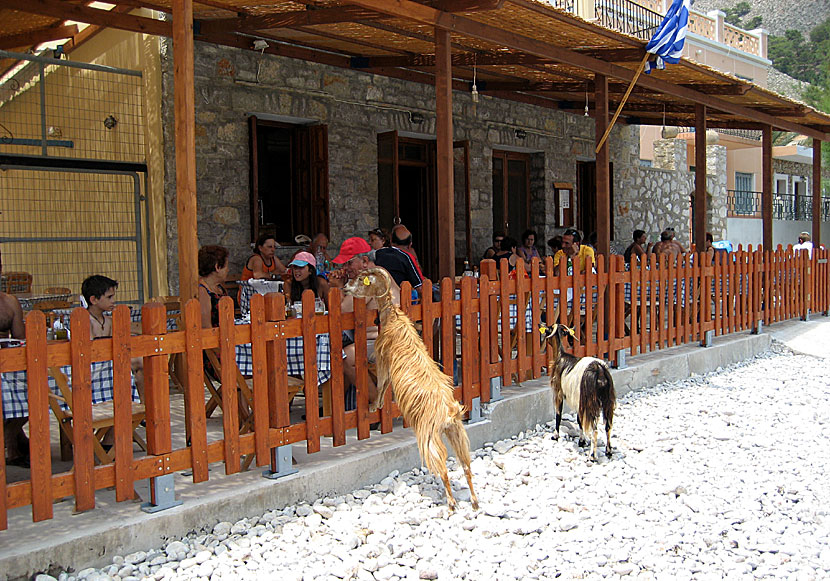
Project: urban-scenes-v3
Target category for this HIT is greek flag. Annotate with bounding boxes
[644,0,690,74]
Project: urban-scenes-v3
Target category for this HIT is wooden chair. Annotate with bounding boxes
[31,299,73,311]
[47,367,146,464]
[202,349,303,469]
[1,272,32,294]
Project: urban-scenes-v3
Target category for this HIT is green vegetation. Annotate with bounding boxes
[722,2,762,30]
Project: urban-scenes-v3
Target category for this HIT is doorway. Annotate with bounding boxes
[576,160,614,241]
[249,117,329,244]
[492,150,530,242]
[377,132,470,280]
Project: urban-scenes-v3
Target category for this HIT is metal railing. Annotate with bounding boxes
[727,191,830,221]
[594,0,663,40]
[544,0,576,11]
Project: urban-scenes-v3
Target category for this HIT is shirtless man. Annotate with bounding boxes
[652,228,685,259]
[1,259,28,466]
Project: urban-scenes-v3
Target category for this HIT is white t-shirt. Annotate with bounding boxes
[793,241,813,258]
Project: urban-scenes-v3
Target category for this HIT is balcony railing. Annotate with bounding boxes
[594,0,661,40]
[727,191,830,221]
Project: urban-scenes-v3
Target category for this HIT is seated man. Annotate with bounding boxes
[652,227,685,260]
[552,228,595,276]
[330,237,401,407]
[623,229,648,266]
[373,224,423,293]
[1,256,27,467]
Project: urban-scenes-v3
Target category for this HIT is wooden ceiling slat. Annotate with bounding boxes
[0,0,171,36]
[0,23,78,50]
[198,6,383,35]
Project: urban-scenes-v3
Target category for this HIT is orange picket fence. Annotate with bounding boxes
[0,247,827,528]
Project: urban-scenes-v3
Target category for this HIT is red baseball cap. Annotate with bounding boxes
[331,237,372,264]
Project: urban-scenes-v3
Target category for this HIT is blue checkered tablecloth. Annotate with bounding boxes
[238,279,284,315]
[235,334,333,386]
[2,360,139,419]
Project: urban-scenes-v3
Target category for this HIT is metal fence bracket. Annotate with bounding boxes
[489,376,503,402]
[701,330,714,348]
[141,474,182,513]
[802,309,811,322]
[614,349,627,369]
[263,445,297,479]
[468,396,483,424]
[752,320,763,335]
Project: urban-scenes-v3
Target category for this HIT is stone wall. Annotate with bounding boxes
[614,137,727,251]
[160,41,636,290]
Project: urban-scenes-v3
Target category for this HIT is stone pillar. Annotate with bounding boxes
[709,10,725,44]
[706,143,728,239]
[751,28,769,59]
[652,139,687,171]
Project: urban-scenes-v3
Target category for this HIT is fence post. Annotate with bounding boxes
[802,251,812,321]
[140,302,182,513]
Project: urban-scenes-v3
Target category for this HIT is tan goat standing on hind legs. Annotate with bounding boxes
[344,267,479,511]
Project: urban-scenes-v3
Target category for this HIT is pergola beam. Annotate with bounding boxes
[197,7,384,35]
[343,0,828,139]
[0,0,170,36]
[351,47,643,68]
[0,24,78,50]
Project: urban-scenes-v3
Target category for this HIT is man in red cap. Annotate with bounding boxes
[330,237,401,408]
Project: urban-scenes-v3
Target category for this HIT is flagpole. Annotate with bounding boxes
[595,52,650,153]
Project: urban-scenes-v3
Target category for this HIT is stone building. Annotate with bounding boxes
[160,41,730,287]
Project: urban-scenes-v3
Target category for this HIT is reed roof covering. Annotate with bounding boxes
[1,0,829,139]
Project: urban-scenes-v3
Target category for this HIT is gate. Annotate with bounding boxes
[0,50,148,304]
[0,164,146,304]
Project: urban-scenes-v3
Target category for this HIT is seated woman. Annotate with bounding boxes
[284,251,330,309]
[493,236,520,272]
[243,234,286,281]
[199,245,230,329]
[517,229,540,272]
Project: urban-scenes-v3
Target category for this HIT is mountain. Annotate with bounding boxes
[691,0,830,37]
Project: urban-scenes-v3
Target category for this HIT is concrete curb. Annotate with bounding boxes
[1,329,772,580]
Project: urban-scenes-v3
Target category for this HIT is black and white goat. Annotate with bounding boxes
[541,324,616,460]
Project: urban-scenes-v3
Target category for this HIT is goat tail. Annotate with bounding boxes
[578,361,616,430]
[415,398,464,478]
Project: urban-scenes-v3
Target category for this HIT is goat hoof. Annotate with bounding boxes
[551,433,559,441]
[606,449,613,458]
[578,439,587,447]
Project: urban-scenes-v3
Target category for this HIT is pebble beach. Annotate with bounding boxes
[47,342,830,581]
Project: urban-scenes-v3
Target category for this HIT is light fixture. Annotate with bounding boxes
[409,111,425,124]
[584,83,589,117]
[47,126,62,138]
[103,115,118,130]
[515,129,527,139]
[471,56,479,104]
[252,39,269,51]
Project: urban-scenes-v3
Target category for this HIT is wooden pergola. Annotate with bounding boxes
[1,0,829,298]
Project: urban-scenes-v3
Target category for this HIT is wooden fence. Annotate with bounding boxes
[1,247,827,528]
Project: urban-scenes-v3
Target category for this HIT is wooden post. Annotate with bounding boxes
[813,139,822,247]
[173,0,199,300]
[762,125,773,251]
[694,104,707,250]
[594,73,611,258]
[435,27,455,279]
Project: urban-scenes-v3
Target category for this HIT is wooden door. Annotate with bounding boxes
[492,150,530,241]
[294,124,330,238]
